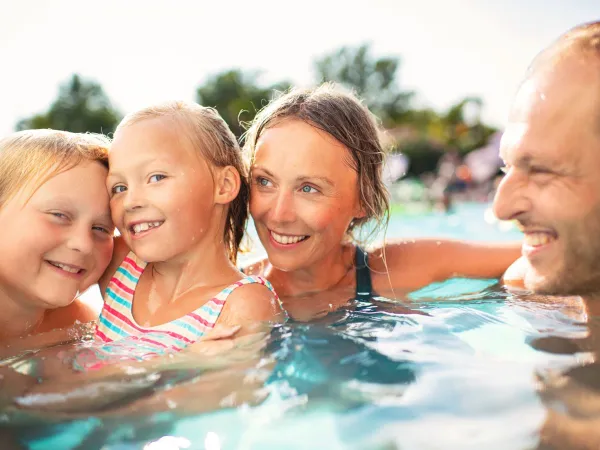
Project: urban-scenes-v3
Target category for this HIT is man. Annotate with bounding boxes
[494,21,600,297]
[493,21,600,449]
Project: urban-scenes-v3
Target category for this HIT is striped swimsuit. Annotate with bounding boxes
[72,252,277,371]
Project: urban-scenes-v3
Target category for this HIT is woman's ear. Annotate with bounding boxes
[214,166,241,205]
[354,201,367,220]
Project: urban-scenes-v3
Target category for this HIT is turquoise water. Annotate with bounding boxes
[4,203,595,449]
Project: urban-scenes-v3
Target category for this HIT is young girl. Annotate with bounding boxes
[0,129,114,345]
[72,101,284,370]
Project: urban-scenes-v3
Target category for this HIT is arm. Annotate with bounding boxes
[216,283,286,336]
[371,239,522,291]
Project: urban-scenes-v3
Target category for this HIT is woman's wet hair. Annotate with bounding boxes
[0,129,109,206]
[243,82,389,243]
[117,101,248,264]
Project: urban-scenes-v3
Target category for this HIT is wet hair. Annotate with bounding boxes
[116,101,248,264]
[243,82,389,242]
[0,129,109,206]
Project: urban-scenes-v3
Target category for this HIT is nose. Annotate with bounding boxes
[122,186,146,212]
[67,225,95,255]
[269,190,296,224]
[492,169,530,221]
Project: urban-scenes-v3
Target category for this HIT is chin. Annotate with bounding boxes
[525,267,571,296]
[39,294,77,309]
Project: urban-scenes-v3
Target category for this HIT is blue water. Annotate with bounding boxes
[4,203,595,449]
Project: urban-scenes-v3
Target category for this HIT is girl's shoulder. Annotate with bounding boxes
[216,275,285,330]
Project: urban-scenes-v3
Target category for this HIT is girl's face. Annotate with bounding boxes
[108,117,218,263]
[249,119,364,272]
[0,161,114,309]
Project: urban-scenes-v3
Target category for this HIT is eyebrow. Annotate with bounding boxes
[253,166,335,187]
[44,197,113,224]
[108,157,173,179]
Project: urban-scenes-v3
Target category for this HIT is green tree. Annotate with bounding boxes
[314,43,413,127]
[16,74,122,135]
[197,69,290,139]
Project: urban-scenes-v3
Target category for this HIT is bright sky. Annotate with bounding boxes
[1,0,599,135]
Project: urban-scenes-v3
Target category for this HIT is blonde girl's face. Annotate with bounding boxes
[0,161,114,309]
[107,117,219,263]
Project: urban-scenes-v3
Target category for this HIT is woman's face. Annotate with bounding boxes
[250,119,363,272]
[0,161,114,310]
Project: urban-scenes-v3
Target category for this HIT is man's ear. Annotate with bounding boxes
[214,166,241,205]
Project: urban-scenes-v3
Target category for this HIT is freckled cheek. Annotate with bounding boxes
[305,204,347,232]
[109,199,124,225]
[94,240,114,268]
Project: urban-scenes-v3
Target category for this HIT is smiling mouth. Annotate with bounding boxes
[130,221,164,236]
[270,230,309,245]
[46,260,84,275]
[523,232,556,248]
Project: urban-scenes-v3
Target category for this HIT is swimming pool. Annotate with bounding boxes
[4,202,594,449]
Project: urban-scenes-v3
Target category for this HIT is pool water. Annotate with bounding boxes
[3,203,597,449]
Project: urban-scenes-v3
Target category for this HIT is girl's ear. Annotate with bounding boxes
[214,166,241,205]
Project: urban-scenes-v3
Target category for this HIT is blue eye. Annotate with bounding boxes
[93,225,112,235]
[149,174,166,183]
[301,185,317,194]
[256,177,271,187]
[50,212,68,220]
[112,185,127,195]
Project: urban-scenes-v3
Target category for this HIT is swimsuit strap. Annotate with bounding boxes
[355,246,373,299]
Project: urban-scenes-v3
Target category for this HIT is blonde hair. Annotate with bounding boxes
[243,83,389,243]
[116,101,248,264]
[0,129,109,206]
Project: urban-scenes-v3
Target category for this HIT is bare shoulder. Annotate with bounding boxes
[218,280,285,330]
[42,298,98,331]
[98,236,130,295]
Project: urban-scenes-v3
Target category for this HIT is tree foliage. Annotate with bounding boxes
[17,75,121,135]
[314,43,413,127]
[197,70,290,138]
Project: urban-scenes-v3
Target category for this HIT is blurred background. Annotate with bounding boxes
[2,0,599,211]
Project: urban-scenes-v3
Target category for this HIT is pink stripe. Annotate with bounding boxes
[102,303,194,344]
[137,336,168,348]
[210,298,225,305]
[122,256,144,274]
[186,312,213,327]
[110,277,135,295]
[95,328,110,342]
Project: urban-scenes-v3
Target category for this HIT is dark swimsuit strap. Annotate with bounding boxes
[355,246,373,299]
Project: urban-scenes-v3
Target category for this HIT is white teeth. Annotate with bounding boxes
[270,231,308,245]
[50,262,81,274]
[132,221,162,234]
[524,232,554,247]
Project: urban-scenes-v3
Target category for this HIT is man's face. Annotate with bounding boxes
[493,57,600,296]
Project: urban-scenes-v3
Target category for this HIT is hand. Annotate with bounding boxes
[187,324,268,357]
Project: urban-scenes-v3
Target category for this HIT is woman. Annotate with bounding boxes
[243,83,520,321]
